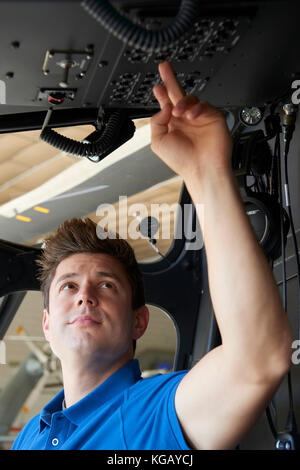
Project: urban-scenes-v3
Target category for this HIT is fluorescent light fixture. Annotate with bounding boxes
[34,206,50,213]
[15,215,31,222]
[46,184,109,202]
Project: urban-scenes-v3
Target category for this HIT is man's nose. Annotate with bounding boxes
[76,285,98,306]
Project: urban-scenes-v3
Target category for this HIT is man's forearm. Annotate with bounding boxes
[186,166,292,376]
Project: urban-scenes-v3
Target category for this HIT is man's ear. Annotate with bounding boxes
[132,305,149,341]
[42,308,50,342]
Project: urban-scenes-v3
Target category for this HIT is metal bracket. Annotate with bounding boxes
[42,45,94,89]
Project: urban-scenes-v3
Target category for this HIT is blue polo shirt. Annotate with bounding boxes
[11,359,191,450]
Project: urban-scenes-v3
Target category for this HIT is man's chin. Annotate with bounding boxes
[49,330,131,364]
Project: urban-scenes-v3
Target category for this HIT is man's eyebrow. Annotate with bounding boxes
[96,271,122,283]
[56,272,79,286]
[55,271,122,286]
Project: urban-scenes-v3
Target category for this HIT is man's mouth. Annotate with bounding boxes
[70,314,103,326]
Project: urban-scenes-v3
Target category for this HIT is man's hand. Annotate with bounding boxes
[151,61,233,182]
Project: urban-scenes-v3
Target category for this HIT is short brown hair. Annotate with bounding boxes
[36,218,145,352]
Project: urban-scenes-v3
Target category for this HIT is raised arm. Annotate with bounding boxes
[150,61,292,450]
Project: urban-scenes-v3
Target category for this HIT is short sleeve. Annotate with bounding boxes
[122,370,192,450]
[166,372,192,449]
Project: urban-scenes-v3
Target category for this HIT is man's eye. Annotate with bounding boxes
[62,282,75,290]
[102,281,114,289]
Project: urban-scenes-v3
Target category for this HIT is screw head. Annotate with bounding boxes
[11,41,20,49]
[98,60,108,68]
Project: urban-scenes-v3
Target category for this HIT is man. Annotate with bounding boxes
[12,61,292,450]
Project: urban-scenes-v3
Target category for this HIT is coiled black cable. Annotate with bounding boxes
[81,0,199,53]
[40,110,135,162]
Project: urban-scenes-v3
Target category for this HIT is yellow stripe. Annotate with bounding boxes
[34,206,50,214]
[16,215,31,222]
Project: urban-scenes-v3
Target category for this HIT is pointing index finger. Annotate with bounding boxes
[158,61,186,106]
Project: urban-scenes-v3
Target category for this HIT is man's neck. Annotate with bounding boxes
[61,353,133,408]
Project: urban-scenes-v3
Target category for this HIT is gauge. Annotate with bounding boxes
[240,106,263,126]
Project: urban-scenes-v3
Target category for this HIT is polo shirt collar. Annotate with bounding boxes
[39,359,142,430]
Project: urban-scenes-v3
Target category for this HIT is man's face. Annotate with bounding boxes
[42,252,148,363]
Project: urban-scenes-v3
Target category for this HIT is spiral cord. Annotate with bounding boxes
[81,0,199,53]
[40,110,135,162]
